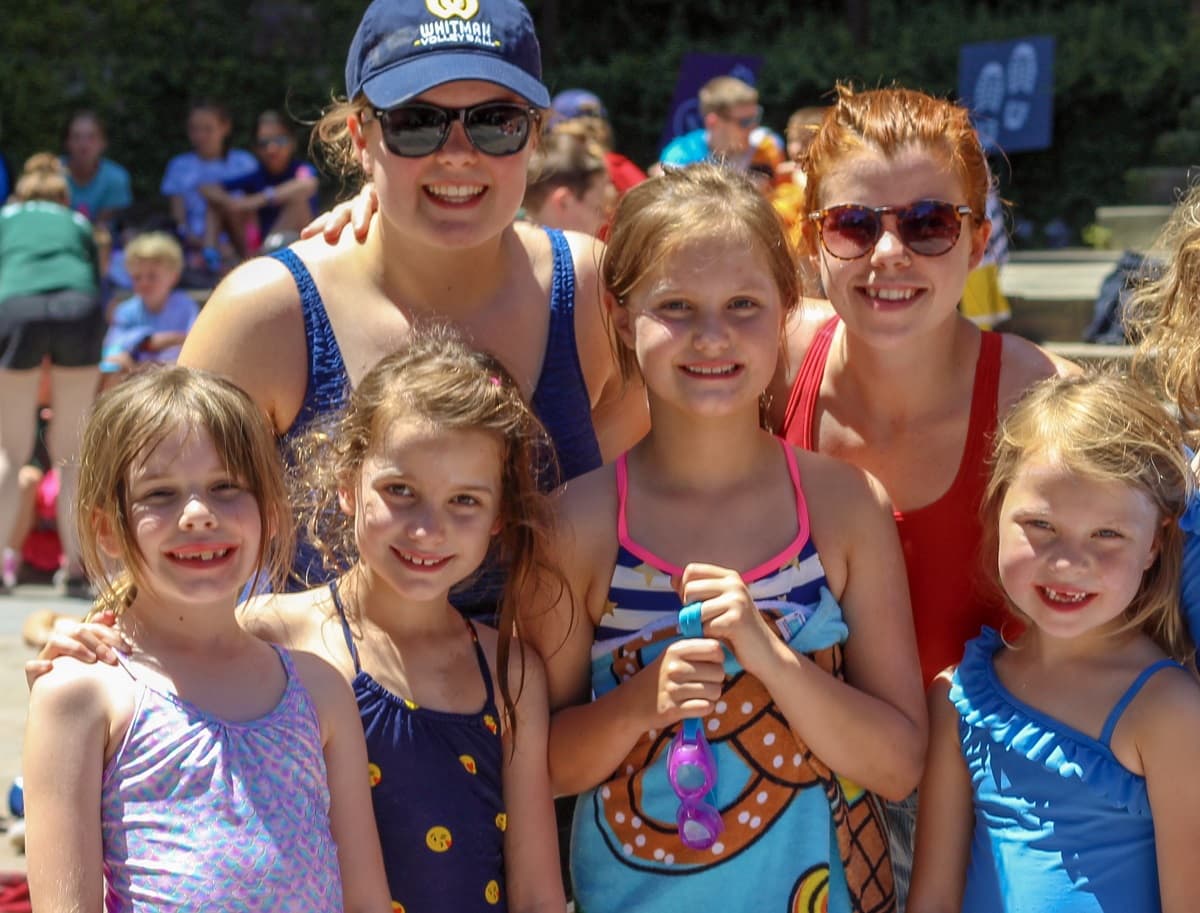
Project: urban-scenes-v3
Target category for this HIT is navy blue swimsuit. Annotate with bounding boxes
[273,228,602,596]
[330,581,508,913]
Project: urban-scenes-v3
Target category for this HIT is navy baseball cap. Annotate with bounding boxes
[550,89,607,122]
[346,0,550,109]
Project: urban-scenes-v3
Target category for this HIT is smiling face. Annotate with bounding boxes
[340,415,504,607]
[814,143,987,350]
[997,453,1163,644]
[353,80,536,252]
[113,425,263,613]
[613,234,785,420]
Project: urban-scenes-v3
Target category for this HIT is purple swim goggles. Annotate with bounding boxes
[666,601,724,850]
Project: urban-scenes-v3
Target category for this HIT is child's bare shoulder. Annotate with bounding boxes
[29,655,133,728]
[239,587,332,647]
[1125,660,1200,732]
[556,464,619,554]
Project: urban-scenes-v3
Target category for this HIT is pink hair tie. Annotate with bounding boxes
[489,376,502,386]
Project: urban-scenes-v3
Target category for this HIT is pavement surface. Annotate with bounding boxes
[0,583,94,875]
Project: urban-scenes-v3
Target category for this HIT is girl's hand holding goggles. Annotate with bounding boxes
[666,601,724,850]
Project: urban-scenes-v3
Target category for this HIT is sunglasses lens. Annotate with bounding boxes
[898,201,964,255]
[821,206,880,259]
[378,106,450,157]
[465,104,532,155]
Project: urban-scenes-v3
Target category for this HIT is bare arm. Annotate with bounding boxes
[691,457,925,799]
[177,256,308,434]
[907,674,975,913]
[292,652,392,913]
[1136,668,1200,913]
[497,644,567,913]
[522,475,723,796]
[167,195,192,243]
[24,663,112,913]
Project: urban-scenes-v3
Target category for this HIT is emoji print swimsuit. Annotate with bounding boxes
[330,581,508,912]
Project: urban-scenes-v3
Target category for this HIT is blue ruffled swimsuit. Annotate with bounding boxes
[952,627,1177,913]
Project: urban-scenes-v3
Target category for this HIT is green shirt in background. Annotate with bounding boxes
[0,201,97,302]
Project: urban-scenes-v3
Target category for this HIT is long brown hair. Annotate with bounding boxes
[290,324,566,742]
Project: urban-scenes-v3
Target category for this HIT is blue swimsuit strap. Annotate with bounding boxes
[270,248,348,433]
[327,578,495,707]
[1099,658,1181,746]
[328,579,361,674]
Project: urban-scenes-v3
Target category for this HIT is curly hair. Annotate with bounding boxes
[289,323,568,743]
[1127,182,1200,433]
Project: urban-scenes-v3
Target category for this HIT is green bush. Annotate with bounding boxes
[3,0,1197,240]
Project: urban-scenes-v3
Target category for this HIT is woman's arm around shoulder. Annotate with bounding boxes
[907,671,975,913]
[781,449,927,798]
[177,254,309,434]
[289,650,392,913]
[25,659,131,913]
[560,230,649,459]
[1127,664,1200,913]
[492,637,567,913]
[997,332,1082,414]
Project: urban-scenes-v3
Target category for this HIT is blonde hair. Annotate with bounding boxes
[981,372,1195,664]
[698,76,758,116]
[124,231,184,275]
[601,162,799,382]
[14,153,69,205]
[290,324,567,742]
[1128,183,1200,431]
[77,366,294,617]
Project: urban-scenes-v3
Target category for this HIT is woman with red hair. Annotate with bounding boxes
[767,84,1076,908]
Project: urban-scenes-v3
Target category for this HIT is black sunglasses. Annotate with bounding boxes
[808,200,975,260]
[369,102,539,158]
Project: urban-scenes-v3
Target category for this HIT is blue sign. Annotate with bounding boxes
[958,35,1055,153]
[660,53,764,153]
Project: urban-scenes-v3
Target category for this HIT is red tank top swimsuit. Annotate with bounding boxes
[780,317,1009,686]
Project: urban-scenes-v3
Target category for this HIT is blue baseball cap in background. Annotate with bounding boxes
[346,0,550,109]
[550,89,607,122]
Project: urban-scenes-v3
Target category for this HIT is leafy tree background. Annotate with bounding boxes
[2,0,1197,240]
